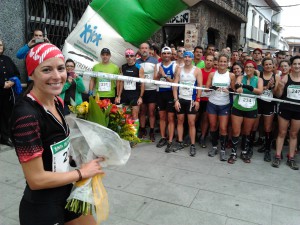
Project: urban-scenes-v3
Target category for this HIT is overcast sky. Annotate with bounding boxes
[276,0,300,37]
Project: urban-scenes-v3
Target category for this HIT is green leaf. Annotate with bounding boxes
[70,97,76,107]
[87,96,107,126]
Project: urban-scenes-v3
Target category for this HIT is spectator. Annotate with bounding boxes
[0,39,20,147]
[59,59,85,115]
[16,29,50,59]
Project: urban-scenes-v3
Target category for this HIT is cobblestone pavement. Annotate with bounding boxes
[1,140,299,225]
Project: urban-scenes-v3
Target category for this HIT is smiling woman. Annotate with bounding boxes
[10,43,103,225]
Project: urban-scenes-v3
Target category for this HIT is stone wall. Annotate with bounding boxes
[192,1,242,50]
[0,0,26,81]
[149,1,243,51]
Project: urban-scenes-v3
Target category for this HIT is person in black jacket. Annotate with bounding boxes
[0,39,20,147]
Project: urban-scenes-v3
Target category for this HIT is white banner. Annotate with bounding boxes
[62,6,137,68]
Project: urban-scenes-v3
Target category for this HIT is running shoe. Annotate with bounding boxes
[220,150,227,161]
[271,156,281,168]
[149,133,155,142]
[208,146,218,157]
[287,158,299,170]
[165,142,173,153]
[190,145,196,157]
[156,137,167,148]
[138,129,147,139]
[173,141,184,152]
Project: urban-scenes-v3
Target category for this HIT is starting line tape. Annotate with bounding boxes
[77,70,300,106]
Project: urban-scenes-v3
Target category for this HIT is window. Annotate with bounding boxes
[25,0,91,49]
[235,0,246,15]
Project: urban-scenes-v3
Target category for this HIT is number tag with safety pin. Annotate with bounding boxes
[238,96,255,108]
[287,85,300,100]
[50,137,70,172]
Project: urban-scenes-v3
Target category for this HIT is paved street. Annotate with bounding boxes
[1,139,300,225]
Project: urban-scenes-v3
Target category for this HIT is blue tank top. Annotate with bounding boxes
[158,62,176,92]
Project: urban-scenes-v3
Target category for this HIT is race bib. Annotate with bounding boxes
[261,89,273,102]
[201,85,211,97]
[98,79,111,91]
[124,80,136,90]
[144,73,151,79]
[181,81,194,96]
[287,85,300,100]
[212,82,228,95]
[238,96,255,108]
[50,136,70,172]
[159,77,171,89]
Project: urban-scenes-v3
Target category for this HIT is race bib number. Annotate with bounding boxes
[50,137,70,172]
[124,80,136,90]
[287,85,300,100]
[238,96,255,108]
[201,85,211,97]
[159,77,171,88]
[181,81,194,96]
[98,79,111,91]
[212,82,228,95]
[144,73,151,79]
[261,89,273,102]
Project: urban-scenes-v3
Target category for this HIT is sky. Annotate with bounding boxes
[276,0,300,37]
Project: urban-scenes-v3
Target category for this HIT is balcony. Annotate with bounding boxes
[258,30,264,43]
[251,26,258,40]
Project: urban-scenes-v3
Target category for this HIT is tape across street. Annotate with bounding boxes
[77,70,300,106]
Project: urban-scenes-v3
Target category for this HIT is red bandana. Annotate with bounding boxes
[26,43,64,76]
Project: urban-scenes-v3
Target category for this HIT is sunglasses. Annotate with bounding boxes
[177,50,185,53]
[126,55,135,58]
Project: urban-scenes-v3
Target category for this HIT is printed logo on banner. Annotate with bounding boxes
[80,23,102,46]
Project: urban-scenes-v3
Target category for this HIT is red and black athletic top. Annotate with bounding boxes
[11,92,72,203]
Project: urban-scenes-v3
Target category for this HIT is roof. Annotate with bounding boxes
[264,0,282,12]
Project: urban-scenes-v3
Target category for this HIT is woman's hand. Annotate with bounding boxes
[80,158,105,179]
[67,76,73,83]
[193,101,200,111]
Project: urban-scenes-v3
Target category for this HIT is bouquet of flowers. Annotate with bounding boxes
[65,95,140,223]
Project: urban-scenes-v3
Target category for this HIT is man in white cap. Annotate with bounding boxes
[156,46,179,152]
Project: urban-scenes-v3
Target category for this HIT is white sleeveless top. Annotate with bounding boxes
[179,66,197,100]
[209,70,231,105]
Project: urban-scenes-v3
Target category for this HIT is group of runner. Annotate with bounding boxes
[88,43,300,170]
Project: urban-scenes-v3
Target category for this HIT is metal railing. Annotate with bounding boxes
[25,0,91,49]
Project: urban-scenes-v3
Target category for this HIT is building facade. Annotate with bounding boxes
[1,0,90,80]
[150,0,248,51]
[244,0,283,51]
[285,37,300,56]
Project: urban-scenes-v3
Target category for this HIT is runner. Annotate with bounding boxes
[173,51,202,157]
[193,46,205,69]
[198,54,215,148]
[136,42,158,142]
[279,59,290,80]
[228,60,263,164]
[206,53,235,161]
[254,58,280,162]
[272,56,300,170]
[89,48,120,103]
[155,46,178,152]
[117,48,144,141]
[11,43,103,225]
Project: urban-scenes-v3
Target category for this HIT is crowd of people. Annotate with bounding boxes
[96,41,299,171]
[1,28,299,224]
